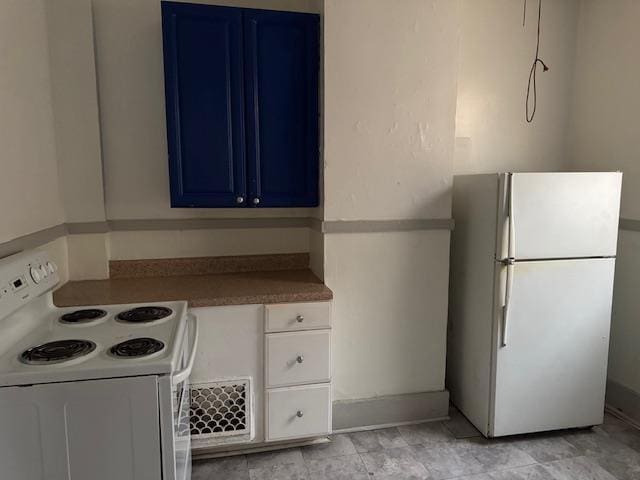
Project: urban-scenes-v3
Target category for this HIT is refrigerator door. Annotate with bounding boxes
[491,258,615,437]
[503,172,621,260]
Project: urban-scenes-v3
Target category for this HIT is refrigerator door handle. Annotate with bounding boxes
[502,259,515,347]
[507,173,515,260]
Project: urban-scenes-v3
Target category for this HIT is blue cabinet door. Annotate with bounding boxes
[162,2,246,207]
[243,9,320,207]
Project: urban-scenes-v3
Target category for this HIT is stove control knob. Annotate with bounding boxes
[40,265,48,278]
[30,267,41,284]
[46,261,57,274]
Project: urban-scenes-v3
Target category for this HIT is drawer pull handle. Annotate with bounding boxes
[296,315,304,323]
[296,355,304,364]
[296,410,304,418]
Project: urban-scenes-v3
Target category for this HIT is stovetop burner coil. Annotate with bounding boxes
[109,337,165,358]
[116,306,173,324]
[20,339,97,365]
[59,309,107,324]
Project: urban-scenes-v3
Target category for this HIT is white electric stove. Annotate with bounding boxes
[0,250,198,480]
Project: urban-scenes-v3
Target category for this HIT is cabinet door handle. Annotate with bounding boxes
[296,410,304,418]
[296,315,304,323]
[252,197,260,205]
[296,355,304,364]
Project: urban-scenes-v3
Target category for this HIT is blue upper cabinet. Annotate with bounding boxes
[161,2,319,208]
[162,3,246,207]
[243,10,319,207]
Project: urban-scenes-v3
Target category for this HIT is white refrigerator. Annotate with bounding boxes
[448,172,622,437]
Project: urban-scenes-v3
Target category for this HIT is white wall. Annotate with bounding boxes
[0,0,65,243]
[323,0,457,221]
[323,0,458,401]
[91,0,320,221]
[67,234,109,280]
[569,0,640,219]
[46,0,105,223]
[455,0,578,175]
[608,231,640,394]
[568,0,640,398]
[108,228,309,260]
[326,231,451,400]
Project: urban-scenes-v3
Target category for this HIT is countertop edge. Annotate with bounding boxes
[53,292,334,309]
[52,268,333,309]
[187,291,333,308]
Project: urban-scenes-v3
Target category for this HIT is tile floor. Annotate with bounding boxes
[192,407,640,480]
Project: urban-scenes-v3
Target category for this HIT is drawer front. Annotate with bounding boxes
[266,384,331,441]
[265,302,331,333]
[265,330,331,388]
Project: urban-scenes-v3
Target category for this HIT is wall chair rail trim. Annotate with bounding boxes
[0,224,68,259]
[320,218,455,234]
[1,216,461,259]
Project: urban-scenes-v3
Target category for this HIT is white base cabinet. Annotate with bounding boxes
[265,330,331,388]
[190,301,332,448]
[265,301,331,332]
[266,384,331,441]
[264,301,332,442]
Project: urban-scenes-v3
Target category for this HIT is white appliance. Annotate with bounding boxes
[448,172,622,438]
[0,250,198,480]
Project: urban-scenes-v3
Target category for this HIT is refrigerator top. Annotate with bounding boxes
[496,172,622,261]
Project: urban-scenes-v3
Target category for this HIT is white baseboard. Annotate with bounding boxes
[192,389,450,459]
[606,379,640,429]
[332,416,450,434]
[332,390,449,431]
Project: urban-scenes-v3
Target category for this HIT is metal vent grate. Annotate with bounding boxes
[188,379,253,447]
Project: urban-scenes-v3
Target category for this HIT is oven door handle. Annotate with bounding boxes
[172,313,198,386]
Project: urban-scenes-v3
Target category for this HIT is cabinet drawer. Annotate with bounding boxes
[266,384,331,441]
[265,302,331,333]
[265,330,331,388]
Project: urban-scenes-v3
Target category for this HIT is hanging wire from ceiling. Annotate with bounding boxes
[524,0,549,123]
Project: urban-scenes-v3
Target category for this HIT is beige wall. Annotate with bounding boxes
[568,0,640,398]
[455,0,578,175]
[91,0,320,221]
[323,0,457,221]
[109,228,309,260]
[0,0,65,244]
[322,0,458,400]
[326,231,451,400]
[67,234,110,280]
[46,0,105,223]
[569,0,640,219]
[609,231,640,394]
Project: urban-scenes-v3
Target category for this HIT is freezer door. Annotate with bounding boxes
[506,172,621,259]
[491,258,615,437]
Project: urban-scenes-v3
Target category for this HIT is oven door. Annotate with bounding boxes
[162,313,198,480]
[173,374,191,480]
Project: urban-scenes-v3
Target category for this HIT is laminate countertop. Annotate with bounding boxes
[53,269,333,308]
